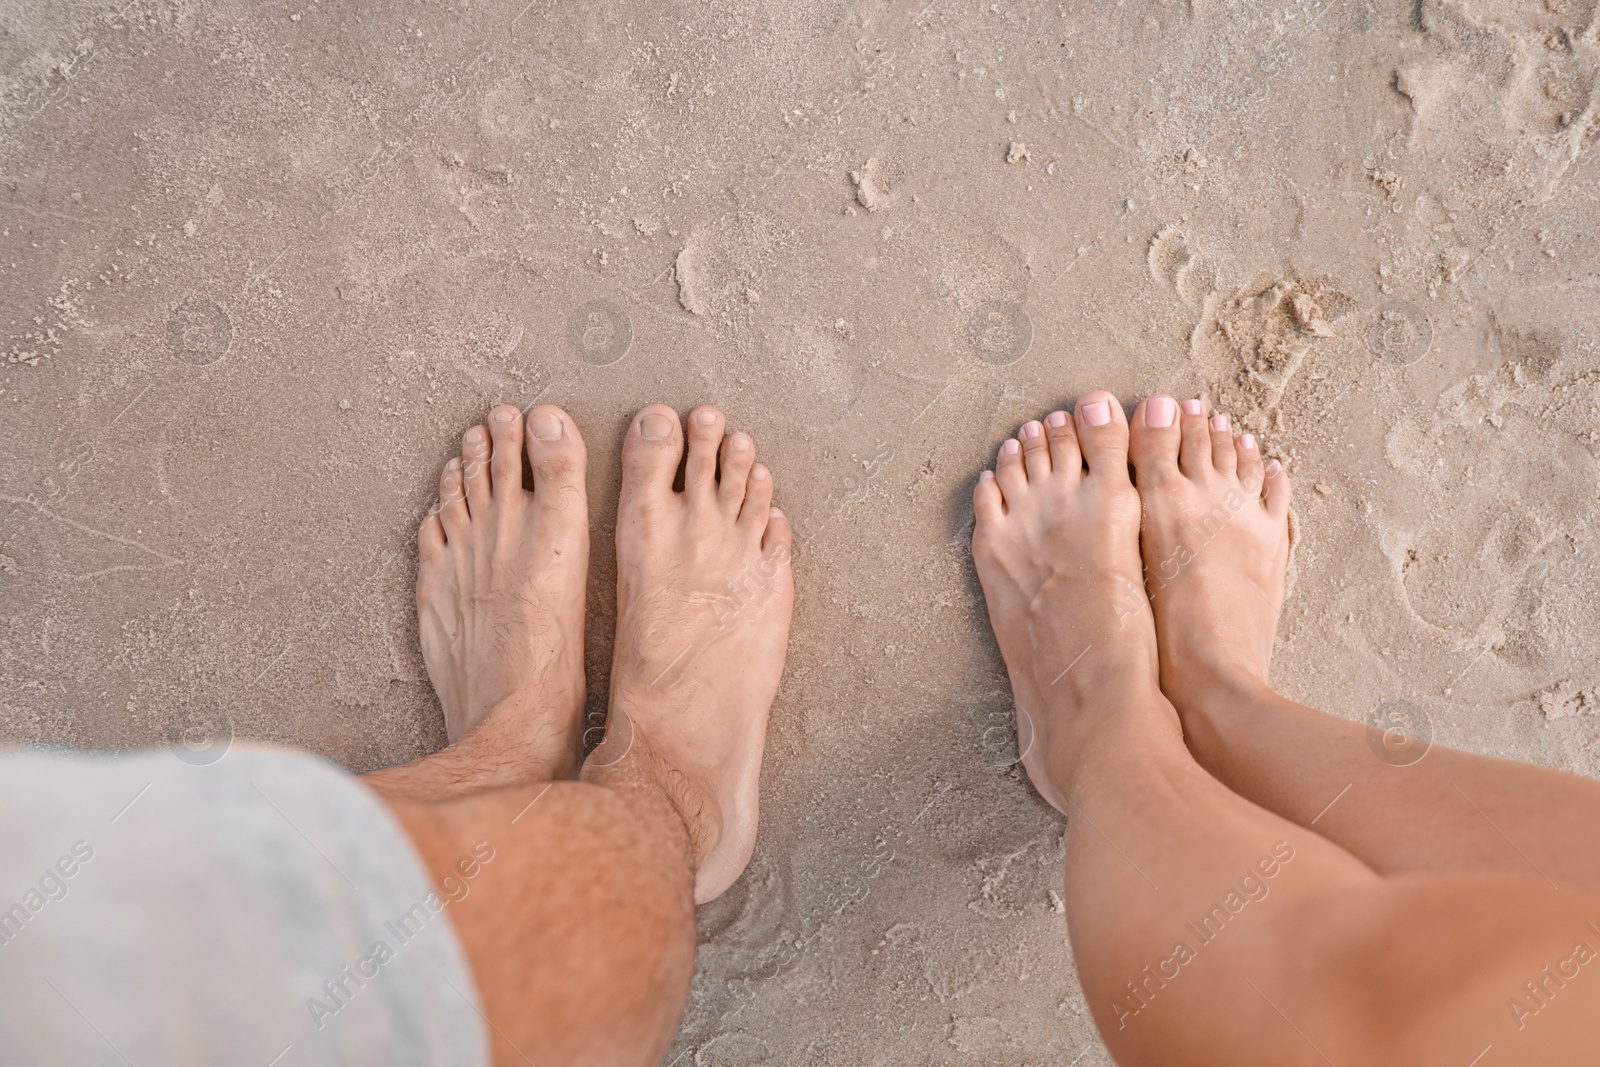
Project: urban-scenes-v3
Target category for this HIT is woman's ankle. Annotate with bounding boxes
[1159,655,1275,720]
[1050,689,1187,802]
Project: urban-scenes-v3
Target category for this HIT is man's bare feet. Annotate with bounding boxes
[1126,396,1292,705]
[971,392,1180,811]
[415,403,589,780]
[590,404,793,904]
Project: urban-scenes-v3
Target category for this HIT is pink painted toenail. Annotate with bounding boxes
[1046,411,1067,429]
[640,413,674,440]
[493,408,516,424]
[1182,399,1204,416]
[979,470,995,482]
[696,410,719,426]
[1241,433,1258,451]
[1022,421,1042,440]
[1082,401,1112,426]
[1002,439,1020,455]
[1145,397,1176,428]
[530,411,563,441]
[1211,414,1229,431]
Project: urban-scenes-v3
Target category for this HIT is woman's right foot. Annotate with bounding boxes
[1126,395,1293,715]
[592,404,794,904]
[971,391,1181,812]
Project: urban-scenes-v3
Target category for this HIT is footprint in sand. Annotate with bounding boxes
[1380,335,1600,649]
[1147,225,1213,308]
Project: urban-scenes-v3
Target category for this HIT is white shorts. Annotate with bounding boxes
[0,747,489,1067]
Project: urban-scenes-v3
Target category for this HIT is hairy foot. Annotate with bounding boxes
[971,392,1178,811]
[1127,396,1292,706]
[416,404,589,779]
[591,404,793,904]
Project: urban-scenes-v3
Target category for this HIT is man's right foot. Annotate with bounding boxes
[971,391,1181,812]
[1126,395,1293,712]
[593,404,793,904]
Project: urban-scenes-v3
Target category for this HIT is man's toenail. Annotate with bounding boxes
[1046,411,1068,429]
[751,465,768,481]
[447,458,461,471]
[1211,414,1229,431]
[1002,439,1020,455]
[530,412,563,441]
[1082,401,1112,426]
[1242,433,1258,451]
[493,408,515,424]
[640,413,674,440]
[1182,399,1204,416]
[770,506,784,518]
[979,470,995,482]
[1266,458,1283,475]
[696,410,719,427]
[729,433,752,452]
[1145,397,1176,428]
[1022,421,1042,440]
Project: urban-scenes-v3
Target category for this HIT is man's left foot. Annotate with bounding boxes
[416,404,590,779]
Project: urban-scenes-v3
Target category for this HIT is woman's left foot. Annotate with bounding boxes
[416,404,590,780]
[971,392,1179,811]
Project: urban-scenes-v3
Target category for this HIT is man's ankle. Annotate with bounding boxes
[580,725,716,876]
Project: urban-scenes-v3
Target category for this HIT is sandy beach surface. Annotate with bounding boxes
[4,0,1600,1062]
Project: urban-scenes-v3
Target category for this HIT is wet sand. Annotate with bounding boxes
[4,1,1599,1062]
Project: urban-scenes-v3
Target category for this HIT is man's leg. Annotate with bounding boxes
[1129,395,1600,892]
[364,402,792,1065]
[974,394,1600,1066]
[371,763,699,1067]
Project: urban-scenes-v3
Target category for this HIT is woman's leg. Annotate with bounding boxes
[973,394,1600,1065]
[1127,395,1600,892]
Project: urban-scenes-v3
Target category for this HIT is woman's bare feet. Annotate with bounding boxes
[415,403,589,781]
[591,404,794,904]
[1126,396,1292,707]
[971,391,1180,812]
